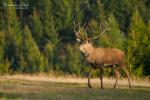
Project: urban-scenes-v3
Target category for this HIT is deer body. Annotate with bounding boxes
[80,44,125,67]
[74,21,131,89]
[80,42,131,89]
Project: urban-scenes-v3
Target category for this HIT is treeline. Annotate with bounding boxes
[0,0,150,76]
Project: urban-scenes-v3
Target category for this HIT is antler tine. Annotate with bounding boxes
[82,23,86,28]
[81,22,89,40]
[74,21,79,32]
[74,21,80,27]
[90,20,111,40]
[73,21,76,26]
[84,26,88,40]
[75,30,81,39]
[104,20,111,30]
[74,21,90,42]
[104,20,107,27]
[99,23,102,32]
[85,26,88,33]
[74,21,76,32]
[74,21,85,42]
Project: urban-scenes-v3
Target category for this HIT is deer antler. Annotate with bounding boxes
[74,21,110,42]
[74,21,88,42]
[89,20,111,40]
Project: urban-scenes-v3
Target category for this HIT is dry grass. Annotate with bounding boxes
[0,74,150,100]
[0,74,149,88]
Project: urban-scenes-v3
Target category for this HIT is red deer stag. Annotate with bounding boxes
[74,21,132,89]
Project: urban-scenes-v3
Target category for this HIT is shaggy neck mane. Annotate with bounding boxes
[85,44,95,56]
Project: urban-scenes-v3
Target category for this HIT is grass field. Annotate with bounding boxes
[0,75,150,100]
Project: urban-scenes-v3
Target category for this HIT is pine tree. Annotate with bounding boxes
[106,14,126,49]
[94,0,106,22]
[35,0,59,71]
[2,0,22,71]
[62,44,83,75]
[21,25,48,73]
[142,21,150,75]
[109,0,134,32]
[72,0,83,22]
[0,31,10,74]
[29,9,44,49]
[52,0,75,43]
[127,9,147,76]
[44,42,54,70]
[52,0,73,29]
[36,0,59,46]
[0,31,5,64]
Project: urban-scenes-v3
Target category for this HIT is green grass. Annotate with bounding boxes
[0,79,150,100]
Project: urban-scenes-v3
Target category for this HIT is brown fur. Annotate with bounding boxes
[79,41,131,89]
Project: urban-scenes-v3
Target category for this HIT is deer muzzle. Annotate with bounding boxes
[79,46,84,52]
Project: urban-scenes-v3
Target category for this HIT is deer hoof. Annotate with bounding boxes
[101,87,104,89]
[88,84,92,88]
[129,86,132,89]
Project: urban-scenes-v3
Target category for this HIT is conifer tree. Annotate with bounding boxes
[127,9,147,76]
[52,0,73,29]
[21,25,48,73]
[63,44,82,75]
[106,14,126,49]
[3,0,22,71]
[72,0,83,22]
[0,32,5,64]
[35,0,59,70]
[44,42,54,70]
[29,9,44,49]
[108,0,134,32]
[0,31,10,74]
[37,0,59,46]
[143,21,150,75]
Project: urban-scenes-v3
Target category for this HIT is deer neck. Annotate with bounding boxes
[84,45,94,57]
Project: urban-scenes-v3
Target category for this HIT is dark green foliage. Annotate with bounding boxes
[62,44,85,75]
[0,31,5,63]
[40,0,59,45]
[44,42,54,70]
[0,0,149,76]
[2,0,22,71]
[20,25,48,73]
[29,9,44,48]
[127,9,150,76]
[0,31,10,74]
[52,0,73,29]
[106,14,126,49]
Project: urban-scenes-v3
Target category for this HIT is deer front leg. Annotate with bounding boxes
[88,69,92,88]
[99,68,104,89]
[112,66,120,88]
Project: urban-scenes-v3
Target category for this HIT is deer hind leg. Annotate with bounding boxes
[99,68,104,89]
[88,69,92,88]
[120,64,132,89]
[112,66,120,89]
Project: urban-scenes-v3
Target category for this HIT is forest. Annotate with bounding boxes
[0,0,150,77]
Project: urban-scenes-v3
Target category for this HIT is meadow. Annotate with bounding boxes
[0,75,149,100]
